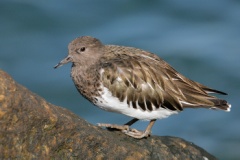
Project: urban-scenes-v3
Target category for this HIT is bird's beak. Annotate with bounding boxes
[54,55,72,69]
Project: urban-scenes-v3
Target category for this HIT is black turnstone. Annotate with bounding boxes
[54,36,231,139]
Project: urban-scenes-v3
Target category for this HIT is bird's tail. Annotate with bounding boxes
[195,82,231,111]
[208,98,231,112]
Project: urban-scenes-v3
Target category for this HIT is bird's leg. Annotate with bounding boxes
[122,119,156,139]
[97,118,139,131]
[124,118,139,126]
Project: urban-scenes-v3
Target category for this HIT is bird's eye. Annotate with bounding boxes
[80,47,85,52]
[76,47,86,54]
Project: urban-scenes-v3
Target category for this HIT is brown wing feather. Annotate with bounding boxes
[100,46,230,112]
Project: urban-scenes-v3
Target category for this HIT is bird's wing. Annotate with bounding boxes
[99,49,228,111]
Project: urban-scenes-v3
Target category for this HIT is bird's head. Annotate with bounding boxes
[54,36,104,69]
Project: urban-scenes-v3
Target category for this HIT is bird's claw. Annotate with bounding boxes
[97,123,151,139]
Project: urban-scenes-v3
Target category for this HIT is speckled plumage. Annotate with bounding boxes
[54,36,231,138]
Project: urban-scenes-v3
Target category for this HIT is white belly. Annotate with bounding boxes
[94,86,178,120]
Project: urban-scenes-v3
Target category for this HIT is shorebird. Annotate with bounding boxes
[54,36,231,139]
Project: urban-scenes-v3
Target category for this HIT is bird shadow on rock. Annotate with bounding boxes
[0,69,217,160]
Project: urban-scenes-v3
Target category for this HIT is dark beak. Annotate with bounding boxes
[54,55,72,69]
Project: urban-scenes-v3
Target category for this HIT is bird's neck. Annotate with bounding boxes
[70,63,101,99]
[71,63,94,82]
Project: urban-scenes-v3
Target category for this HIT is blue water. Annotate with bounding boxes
[1,0,239,159]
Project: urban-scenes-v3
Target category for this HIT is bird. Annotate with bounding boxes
[54,36,231,139]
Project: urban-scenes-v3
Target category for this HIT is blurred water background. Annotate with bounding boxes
[0,0,239,159]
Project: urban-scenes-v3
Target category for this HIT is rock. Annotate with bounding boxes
[0,69,217,160]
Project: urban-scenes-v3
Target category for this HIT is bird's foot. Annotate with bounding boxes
[122,128,151,139]
[97,123,130,131]
[97,123,151,139]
